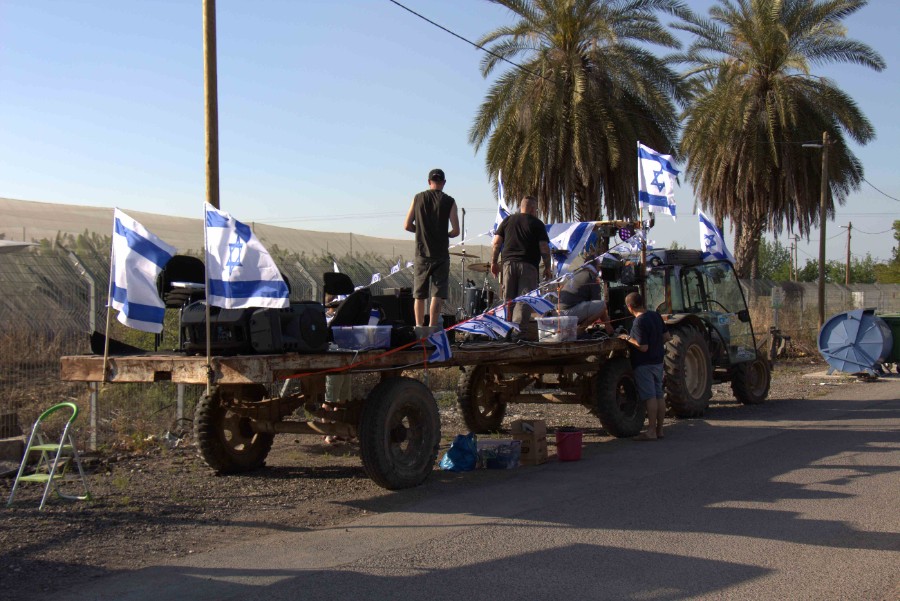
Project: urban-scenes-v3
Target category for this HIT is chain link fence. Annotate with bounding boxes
[2,242,897,450]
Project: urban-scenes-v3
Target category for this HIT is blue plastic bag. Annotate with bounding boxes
[439,432,478,472]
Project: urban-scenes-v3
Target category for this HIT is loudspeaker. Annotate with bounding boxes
[181,302,328,355]
[249,302,328,354]
[181,302,255,355]
[371,293,415,326]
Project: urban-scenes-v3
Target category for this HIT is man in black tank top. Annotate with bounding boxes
[404,168,460,326]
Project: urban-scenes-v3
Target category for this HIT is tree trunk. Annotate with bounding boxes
[733,219,765,279]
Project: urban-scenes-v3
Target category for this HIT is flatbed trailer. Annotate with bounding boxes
[61,337,637,489]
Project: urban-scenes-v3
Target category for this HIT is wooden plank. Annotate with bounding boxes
[60,339,627,384]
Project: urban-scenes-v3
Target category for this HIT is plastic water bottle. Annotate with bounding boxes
[368,307,381,326]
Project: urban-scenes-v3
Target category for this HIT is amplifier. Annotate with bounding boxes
[181,301,328,355]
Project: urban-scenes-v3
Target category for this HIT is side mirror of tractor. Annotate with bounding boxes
[737,309,750,323]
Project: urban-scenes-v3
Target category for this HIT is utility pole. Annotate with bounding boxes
[789,234,800,281]
[203,0,220,209]
[804,132,829,329]
[841,222,852,286]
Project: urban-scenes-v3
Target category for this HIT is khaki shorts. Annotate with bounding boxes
[501,261,539,323]
[413,257,450,299]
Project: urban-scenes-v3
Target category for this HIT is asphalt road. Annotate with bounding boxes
[50,379,900,601]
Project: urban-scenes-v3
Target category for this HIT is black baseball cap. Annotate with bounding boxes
[428,168,445,182]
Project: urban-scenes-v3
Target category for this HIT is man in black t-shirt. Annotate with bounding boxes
[490,196,552,325]
[404,168,460,327]
[619,291,670,440]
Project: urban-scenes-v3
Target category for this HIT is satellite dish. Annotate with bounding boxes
[818,309,892,375]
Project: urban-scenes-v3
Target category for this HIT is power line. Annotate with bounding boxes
[863,178,900,202]
[386,0,554,85]
[852,226,893,235]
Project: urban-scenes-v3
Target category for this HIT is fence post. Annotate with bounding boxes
[294,261,318,300]
[176,384,185,427]
[67,251,100,450]
[89,382,98,452]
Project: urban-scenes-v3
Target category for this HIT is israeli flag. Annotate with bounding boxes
[453,320,499,339]
[332,260,340,273]
[205,204,289,309]
[390,260,401,275]
[489,170,511,236]
[406,260,414,268]
[699,210,736,263]
[638,142,678,219]
[110,209,176,333]
[427,330,452,363]
[546,222,594,275]
[370,272,381,285]
[475,312,519,337]
[512,293,555,316]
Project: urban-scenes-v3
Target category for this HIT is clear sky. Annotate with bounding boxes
[1,0,897,263]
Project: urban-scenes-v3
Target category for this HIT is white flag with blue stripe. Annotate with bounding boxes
[370,272,381,285]
[453,319,500,339]
[489,170,511,236]
[546,222,594,275]
[427,330,452,363]
[512,293,555,316]
[110,208,176,333]
[390,259,401,275]
[204,204,289,309]
[476,313,519,337]
[638,142,678,219]
[698,210,736,263]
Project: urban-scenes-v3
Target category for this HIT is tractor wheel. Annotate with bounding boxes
[358,377,440,490]
[731,356,771,405]
[458,365,507,433]
[194,384,274,474]
[592,358,644,437]
[664,325,713,417]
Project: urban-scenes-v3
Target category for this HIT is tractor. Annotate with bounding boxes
[605,246,771,417]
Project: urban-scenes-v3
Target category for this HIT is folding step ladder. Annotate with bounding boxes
[7,402,92,510]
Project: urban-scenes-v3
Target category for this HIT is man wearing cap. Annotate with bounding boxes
[556,260,614,335]
[490,195,552,326]
[404,169,460,327]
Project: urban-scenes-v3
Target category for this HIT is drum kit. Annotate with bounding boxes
[449,250,494,318]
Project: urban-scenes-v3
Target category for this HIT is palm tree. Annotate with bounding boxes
[677,0,885,277]
[470,0,688,223]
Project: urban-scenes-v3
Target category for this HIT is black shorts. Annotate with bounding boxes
[413,257,450,299]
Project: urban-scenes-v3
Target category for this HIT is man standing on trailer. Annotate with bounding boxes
[490,195,552,327]
[619,291,670,440]
[404,168,460,327]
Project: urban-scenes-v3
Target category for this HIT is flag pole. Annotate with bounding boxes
[203,205,213,397]
[637,140,647,301]
[102,214,116,384]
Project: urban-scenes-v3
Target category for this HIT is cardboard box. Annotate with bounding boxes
[511,420,548,465]
[516,434,548,465]
[476,439,520,469]
[510,419,547,438]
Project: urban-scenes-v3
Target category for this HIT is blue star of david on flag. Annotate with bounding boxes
[226,237,244,275]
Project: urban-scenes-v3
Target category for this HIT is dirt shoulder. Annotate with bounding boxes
[0,359,851,600]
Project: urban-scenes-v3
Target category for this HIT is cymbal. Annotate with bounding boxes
[467,262,491,273]
[448,251,475,257]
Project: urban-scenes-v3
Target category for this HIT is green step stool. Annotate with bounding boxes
[7,402,92,510]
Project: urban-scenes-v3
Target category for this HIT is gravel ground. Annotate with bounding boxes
[0,358,849,600]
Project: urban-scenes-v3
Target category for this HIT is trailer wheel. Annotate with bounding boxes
[458,365,507,433]
[731,356,771,405]
[592,358,644,437]
[665,325,713,417]
[359,377,440,490]
[194,384,274,474]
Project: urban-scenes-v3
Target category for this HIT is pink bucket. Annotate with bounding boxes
[555,428,582,461]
